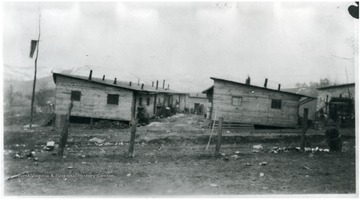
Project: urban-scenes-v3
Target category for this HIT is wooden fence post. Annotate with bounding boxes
[128,91,138,157]
[128,119,138,157]
[58,101,73,157]
[215,117,223,156]
[300,108,309,152]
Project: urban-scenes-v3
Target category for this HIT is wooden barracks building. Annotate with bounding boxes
[202,77,316,128]
[53,71,187,127]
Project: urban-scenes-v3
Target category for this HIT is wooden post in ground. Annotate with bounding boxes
[300,108,309,152]
[128,92,138,157]
[58,101,73,157]
[214,117,224,156]
[128,119,138,157]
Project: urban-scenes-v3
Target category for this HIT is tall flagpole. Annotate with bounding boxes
[30,13,41,128]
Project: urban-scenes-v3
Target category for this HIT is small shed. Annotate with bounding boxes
[52,71,186,127]
[186,93,209,115]
[202,77,315,128]
[317,83,355,111]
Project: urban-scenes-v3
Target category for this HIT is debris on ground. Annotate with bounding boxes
[67,166,73,169]
[243,163,252,166]
[259,162,267,166]
[147,122,163,127]
[303,166,311,170]
[253,144,263,150]
[43,141,55,151]
[6,171,29,181]
[259,173,265,177]
[210,183,219,187]
[23,124,39,128]
[127,173,131,177]
[89,137,105,144]
[253,144,264,152]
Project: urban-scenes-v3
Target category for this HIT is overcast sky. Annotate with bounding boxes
[2,2,358,92]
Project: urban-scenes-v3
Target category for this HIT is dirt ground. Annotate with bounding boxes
[3,114,357,196]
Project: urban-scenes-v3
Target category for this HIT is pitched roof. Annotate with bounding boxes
[203,77,316,98]
[317,83,355,90]
[52,72,187,94]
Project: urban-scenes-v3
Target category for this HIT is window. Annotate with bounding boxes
[107,94,119,105]
[271,99,282,109]
[231,96,242,106]
[147,97,150,106]
[139,98,143,106]
[71,91,81,101]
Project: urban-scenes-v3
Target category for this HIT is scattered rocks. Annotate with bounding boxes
[259,162,267,166]
[253,144,263,150]
[243,163,252,166]
[89,137,105,144]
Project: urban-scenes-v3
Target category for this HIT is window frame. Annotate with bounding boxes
[231,96,242,106]
[271,99,282,109]
[71,91,81,101]
[107,94,119,105]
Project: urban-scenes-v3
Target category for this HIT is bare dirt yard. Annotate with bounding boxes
[4,114,356,196]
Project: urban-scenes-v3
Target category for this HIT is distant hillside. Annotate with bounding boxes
[4,75,56,95]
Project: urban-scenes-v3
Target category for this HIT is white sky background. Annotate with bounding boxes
[2,2,359,92]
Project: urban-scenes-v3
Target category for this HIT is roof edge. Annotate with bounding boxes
[209,77,316,98]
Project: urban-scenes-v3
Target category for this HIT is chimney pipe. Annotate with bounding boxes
[88,70,93,80]
[167,84,169,90]
[129,81,132,86]
[246,76,251,85]
[264,78,268,88]
[102,75,105,81]
[114,78,117,84]
[152,81,154,87]
[141,84,144,90]
[156,80,159,89]
[163,80,165,89]
[278,84,281,91]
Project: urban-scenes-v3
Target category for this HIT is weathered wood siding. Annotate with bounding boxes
[54,76,133,121]
[136,93,156,117]
[170,94,187,112]
[179,94,186,111]
[299,98,317,120]
[211,80,301,127]
[156,94,167,107]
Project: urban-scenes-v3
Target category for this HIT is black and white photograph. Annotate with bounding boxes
[2,1,358,197]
